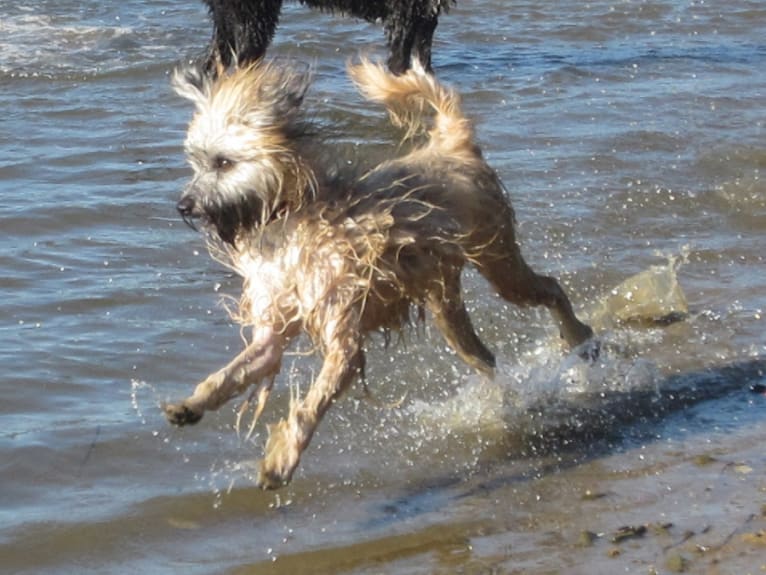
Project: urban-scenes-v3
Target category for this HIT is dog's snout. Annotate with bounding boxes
[177,196,196,217]
[177,196,200,232]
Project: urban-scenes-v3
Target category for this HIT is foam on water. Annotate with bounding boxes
[0,14,135,76]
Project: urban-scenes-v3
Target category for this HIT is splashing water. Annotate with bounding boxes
[408,340,661,441]
[134,259,693,492]
[130,379,156,425]
[407,256,692,448]
[590,250,691,328]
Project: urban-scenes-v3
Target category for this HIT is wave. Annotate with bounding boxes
[0,11,202,79]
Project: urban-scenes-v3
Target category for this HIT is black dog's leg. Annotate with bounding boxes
[202,0,445,74]
[412,15,438,73]
[385,29,415,75]
[386,10,440,74]
[203,0,284,70]
[382,1,417,75]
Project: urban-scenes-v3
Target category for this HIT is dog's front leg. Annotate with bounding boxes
[257,334,363,489]
[164,326,288,426]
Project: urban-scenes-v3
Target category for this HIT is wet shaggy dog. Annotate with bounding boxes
[164,58,595,488]
[202,0,454,74]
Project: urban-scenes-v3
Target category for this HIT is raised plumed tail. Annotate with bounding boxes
[348,57,474,156]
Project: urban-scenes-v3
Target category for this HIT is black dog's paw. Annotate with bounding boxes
[163,402,203,426]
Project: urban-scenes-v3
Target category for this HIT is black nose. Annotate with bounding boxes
[177,196,195,217]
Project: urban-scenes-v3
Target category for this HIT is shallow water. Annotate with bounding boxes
[1,0,765,573]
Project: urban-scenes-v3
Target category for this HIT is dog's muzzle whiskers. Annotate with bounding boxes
[177,197,200,232]
[180,212,199,232]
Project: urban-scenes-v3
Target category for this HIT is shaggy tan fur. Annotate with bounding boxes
[172,61,318,244]
[165,58,595,489]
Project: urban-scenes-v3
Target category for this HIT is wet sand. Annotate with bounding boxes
[227,409,766,575]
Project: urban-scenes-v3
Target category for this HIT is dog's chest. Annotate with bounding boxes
[237,238,348,323]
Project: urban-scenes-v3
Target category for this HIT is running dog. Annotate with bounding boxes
[202,0,455,74]
[165,58,595,488]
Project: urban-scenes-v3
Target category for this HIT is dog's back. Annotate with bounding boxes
[348,59,515,262]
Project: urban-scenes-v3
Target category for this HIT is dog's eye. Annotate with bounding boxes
[213,156,235,171]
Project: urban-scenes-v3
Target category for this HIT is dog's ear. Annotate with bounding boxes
[172,62,211,109]
[259,63,311,121]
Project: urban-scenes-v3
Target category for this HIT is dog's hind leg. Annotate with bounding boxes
[257,323,364,489]
[426,265,496,376]
[164,326,287,426]
[476,247,594,350]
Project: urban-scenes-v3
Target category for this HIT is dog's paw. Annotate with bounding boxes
[163,402,203,426]
[256,420,300,489]
[256,454,296,490]
[256,466,289,490]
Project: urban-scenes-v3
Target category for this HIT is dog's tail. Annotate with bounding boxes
[348,58,474,156]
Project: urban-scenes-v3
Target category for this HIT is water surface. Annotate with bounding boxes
[1,1,765,573]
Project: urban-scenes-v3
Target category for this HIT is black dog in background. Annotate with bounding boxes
[202,0,455,74]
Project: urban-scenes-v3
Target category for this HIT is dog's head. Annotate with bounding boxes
[173,60,313,245]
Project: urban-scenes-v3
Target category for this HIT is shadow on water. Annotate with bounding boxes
[502,356,766,455]
[220,358,766,575]
[356,355,766,527]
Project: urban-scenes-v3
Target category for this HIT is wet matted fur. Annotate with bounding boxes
[165,58,595,488]
[201,0,454,74]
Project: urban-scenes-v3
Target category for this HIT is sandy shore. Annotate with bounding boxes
[217,395,765,575]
